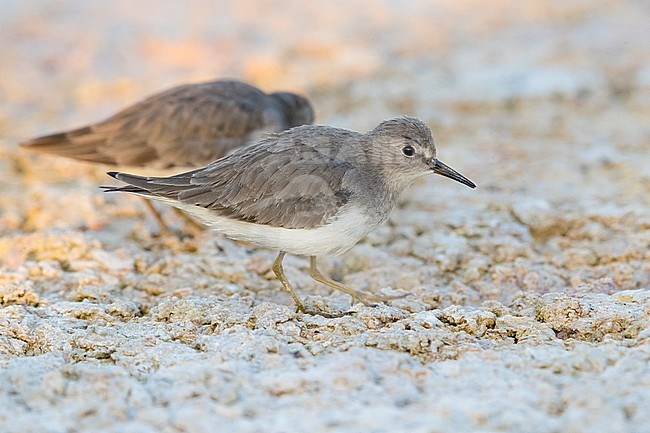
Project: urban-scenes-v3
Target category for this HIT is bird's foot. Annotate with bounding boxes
[294,300,352,318]
[350,290,410,307]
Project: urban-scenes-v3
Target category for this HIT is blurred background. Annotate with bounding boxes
[3,0,648,130]
[1,0,649,277]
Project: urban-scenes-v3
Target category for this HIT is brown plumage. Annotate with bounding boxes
[20,79,315,169]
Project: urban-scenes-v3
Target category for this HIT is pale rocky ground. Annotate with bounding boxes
[1,1,649,432]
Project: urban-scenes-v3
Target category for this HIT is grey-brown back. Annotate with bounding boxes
[21,79,315,169]
[107,125,370,230]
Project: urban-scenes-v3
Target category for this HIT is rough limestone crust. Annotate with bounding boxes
[2,1,650,432]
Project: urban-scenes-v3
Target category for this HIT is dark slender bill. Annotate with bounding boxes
[430,159,476,189]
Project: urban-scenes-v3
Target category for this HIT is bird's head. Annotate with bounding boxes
[271,92,316,128]
[366,116,476,190]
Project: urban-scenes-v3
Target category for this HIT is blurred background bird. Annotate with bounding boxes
[20,78,315,234]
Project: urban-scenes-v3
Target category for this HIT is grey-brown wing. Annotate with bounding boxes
[111,129,360,229]
[21,80,286,168]
[187,149,354,229]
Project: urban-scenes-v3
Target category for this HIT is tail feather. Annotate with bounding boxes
[21,127,115,164]
[100,184,149,194]
[102,171,195,201]
[109,171,154,188]
[102,171,153,195]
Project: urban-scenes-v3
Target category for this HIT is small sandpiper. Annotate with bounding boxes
[104,116,476,314]
[21,79,315,233]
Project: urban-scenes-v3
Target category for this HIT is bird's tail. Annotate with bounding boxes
[101,170,199,202]
[20,127,115,164]
[101,172,157,196]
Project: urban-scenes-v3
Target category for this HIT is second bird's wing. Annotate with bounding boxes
[22,81,286,168]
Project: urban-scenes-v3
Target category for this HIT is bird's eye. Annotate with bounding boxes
[402,145,415,157]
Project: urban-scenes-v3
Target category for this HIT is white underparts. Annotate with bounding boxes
[151,197,371,256]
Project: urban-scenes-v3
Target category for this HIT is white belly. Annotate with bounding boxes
[174,202,372,256]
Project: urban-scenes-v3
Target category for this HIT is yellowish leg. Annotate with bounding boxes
[142,199,173,236]
[309,256,406,306]
[272,252,307,313]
